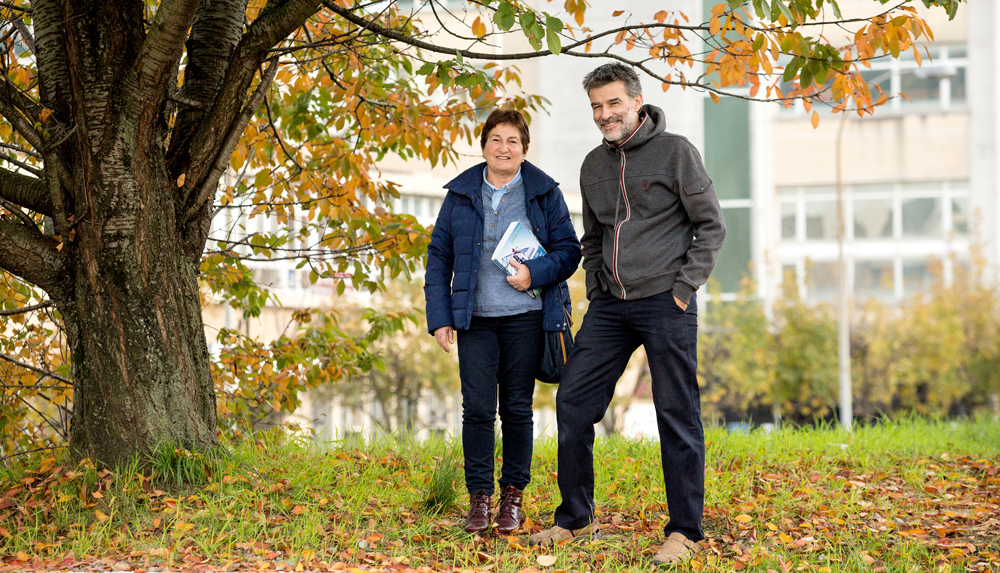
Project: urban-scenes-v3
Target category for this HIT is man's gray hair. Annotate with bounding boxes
[582,63,642,97]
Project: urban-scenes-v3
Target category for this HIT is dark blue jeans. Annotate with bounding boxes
[457,310,543,495]
[554,290,704,541]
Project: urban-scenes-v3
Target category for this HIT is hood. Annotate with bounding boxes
[603,103,667,153]
[444,160,559,200]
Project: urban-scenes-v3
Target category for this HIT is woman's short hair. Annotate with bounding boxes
[480,109,530,153]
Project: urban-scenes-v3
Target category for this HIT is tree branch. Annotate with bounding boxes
[12,15,36,54]
[0,142,43,160]
[0,196,40,230]
[31,1,73,117]
[0,300,54,316]
[178,0,320,219]
[0,1,30,13]
[184,58,280,222]
[0,165,52,216]
[320,0,709,61]
[0,352,72,384]
[133,0,201,104]
[0,219,66,295]
[165,0,248,177]
[0,152,43,177]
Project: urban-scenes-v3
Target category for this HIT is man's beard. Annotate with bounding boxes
[599,102,640,143]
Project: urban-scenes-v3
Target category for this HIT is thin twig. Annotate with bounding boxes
[0,151,44,176]
[0,300,53,316]
[0,446,67,464]
[0,352,72,384]
[168,94,204,109]
[0,142,41,159]
[0,195,41,229]
[0,384,73,390]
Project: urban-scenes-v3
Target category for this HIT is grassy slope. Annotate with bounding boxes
[1,418,999,572]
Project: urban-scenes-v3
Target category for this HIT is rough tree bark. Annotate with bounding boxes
[0,0,319,467]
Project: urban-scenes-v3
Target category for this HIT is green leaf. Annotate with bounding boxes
[751,34,765,52]
[813,64,828,87]
[776,1,795,25]
[830,0,842,19]
[493,1,515,31]
[782,58,801,84]
[799,65,813,90]
[337,280,346,296]
[455,49,464,67]
[545,15,563,55]
[416,62,435,75]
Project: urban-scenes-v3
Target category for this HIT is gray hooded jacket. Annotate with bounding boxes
[579,104,726,304]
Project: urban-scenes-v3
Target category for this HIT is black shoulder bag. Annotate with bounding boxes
[537,307,574,384]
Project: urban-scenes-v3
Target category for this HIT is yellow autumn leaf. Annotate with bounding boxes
[811,111,820,128]
[16,551,30,562]
[735,514,753,523]
[95,510,108,521]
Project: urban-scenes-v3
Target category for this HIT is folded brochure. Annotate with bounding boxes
[491,221,546,299]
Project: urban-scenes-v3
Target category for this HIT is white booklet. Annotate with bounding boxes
[491,221,546,299]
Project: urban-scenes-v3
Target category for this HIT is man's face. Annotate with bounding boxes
[589,81,643,144]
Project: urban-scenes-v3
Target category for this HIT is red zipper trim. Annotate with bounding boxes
[610,114,647,299]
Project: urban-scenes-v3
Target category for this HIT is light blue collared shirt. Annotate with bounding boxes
[482,166,523,212]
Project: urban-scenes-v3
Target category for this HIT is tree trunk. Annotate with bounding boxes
[60,154,217,466]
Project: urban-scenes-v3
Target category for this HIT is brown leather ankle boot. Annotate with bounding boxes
[463,490,491,534]
[494,484,524,534]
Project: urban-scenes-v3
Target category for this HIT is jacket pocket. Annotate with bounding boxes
[683,177,713,196]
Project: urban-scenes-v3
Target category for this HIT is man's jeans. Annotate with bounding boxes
[457,310,543,495]
[554,290,704,542]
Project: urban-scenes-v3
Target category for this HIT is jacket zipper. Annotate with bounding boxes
[612,147,630,299]
[609,114,647,300]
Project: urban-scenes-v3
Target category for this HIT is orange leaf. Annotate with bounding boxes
[612,10,624,16]
[292,505,305,515]
[811,111,820,128]
[16,551,29,562]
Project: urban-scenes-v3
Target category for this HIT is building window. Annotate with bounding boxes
[855,260,894,300]
[901,197,942,238]
[805,200,838,240]
[787,44,967,114]
[903,258,941,296]
[777,181,967,303]
[806,261,839,302]
[781,202,797,239]
[853,199,893,239]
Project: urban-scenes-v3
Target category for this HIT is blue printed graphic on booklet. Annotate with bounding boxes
[491,221,546,299]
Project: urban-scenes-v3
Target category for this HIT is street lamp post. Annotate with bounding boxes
[835,113,852,432]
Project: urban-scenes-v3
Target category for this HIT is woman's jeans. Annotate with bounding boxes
[456,310,543,495]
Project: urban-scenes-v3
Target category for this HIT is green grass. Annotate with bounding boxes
[1,417,999,572]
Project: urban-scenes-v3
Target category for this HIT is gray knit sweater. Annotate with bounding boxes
[578,104,726,304]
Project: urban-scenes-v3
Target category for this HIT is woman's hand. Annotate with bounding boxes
[506,259,532,291]
[434,326,454,353]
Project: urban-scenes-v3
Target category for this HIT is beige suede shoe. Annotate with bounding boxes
[527,522,599,547]
[652,532,701,565]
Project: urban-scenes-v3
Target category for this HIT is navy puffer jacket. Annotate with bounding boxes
[424,161,582,333]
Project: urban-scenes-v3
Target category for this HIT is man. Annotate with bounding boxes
[528,63,726,565]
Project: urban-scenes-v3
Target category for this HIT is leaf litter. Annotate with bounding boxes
[0,423,998,572]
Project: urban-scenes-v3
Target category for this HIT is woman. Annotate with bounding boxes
[424,109,581,535]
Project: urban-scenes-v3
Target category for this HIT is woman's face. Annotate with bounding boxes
[482,123,525,179]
